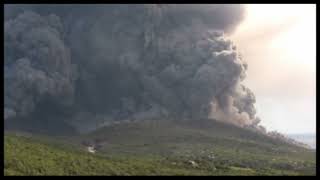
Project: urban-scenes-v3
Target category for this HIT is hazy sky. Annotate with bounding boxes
[230,4,316,134]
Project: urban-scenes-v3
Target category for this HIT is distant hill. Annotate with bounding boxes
[287,133,316,149]
[4,119,316,175]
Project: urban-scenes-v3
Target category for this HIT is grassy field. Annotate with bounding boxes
[4,119,316,175]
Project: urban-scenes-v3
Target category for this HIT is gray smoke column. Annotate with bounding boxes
[4,4,262,132]
[4,11,76,121]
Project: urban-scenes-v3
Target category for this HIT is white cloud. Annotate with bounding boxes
[231,4,316,134]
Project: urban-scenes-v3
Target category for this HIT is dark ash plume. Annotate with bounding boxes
[4,4,262,133]
[4,11,76,121]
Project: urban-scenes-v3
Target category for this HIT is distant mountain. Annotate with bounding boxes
[287,133,316,149]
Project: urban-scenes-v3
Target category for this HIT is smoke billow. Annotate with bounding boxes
[4,11,76,122]
[4,4,262,133]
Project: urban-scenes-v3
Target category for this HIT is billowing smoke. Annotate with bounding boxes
[4,4,262,133]
[4,11,76,122]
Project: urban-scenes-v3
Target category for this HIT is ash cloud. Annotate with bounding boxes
[4,4,261,133]
[4,11,76,122]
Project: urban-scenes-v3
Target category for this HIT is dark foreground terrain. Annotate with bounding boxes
[4,119,316,175]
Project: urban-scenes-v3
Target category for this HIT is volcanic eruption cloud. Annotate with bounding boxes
[4,4,263,133]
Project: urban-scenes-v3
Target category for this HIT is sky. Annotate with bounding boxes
[230,4,316,134]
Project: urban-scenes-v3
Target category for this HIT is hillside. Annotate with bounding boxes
[4,119,316,175]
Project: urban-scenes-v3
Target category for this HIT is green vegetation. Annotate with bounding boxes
[4,119,316,175]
